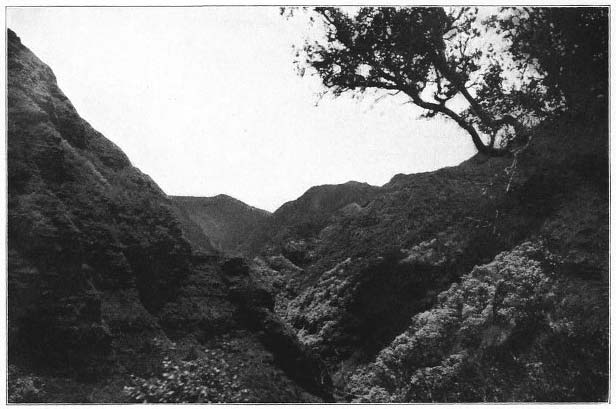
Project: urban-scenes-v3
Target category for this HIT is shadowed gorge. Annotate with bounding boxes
[7,5,609,403]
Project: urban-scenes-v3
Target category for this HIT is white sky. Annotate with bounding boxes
[7,7,477,212]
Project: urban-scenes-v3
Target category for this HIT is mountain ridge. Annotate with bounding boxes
[7,23,608,403]
[7,28,331,403]
[171,194,271,255]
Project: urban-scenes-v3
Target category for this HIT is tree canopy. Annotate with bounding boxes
[493,7,608,111]
[288,7,608,156]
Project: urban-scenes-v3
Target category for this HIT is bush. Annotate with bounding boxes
[124,353,249,403]
[8,365,45,403]
[347,241,608,402]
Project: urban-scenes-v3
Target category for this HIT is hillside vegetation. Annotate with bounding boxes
[7,29,331,403]
[7,4,609,403]
[247,103,608,401]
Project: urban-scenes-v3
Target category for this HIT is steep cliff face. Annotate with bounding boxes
[252,106,608,400]
[171,195,270,255]
[8,28,195,370]
[7,30,330,403]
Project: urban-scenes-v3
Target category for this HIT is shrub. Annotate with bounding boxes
[347,241,608,402]
[8,365,45,403]
[124,354,248,403]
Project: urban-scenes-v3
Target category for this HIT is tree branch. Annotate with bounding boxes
[405,87,509,156]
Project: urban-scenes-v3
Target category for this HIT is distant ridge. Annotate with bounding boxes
[245,180,381,261]
[172,194,271,255]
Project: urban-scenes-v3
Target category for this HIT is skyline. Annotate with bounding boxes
[7,7,477,211]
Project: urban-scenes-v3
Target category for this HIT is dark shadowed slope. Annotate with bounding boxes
[172,182,380,259]
[250,181,381,262]
[272,181,381,237]
[250,104,608,401]
[6,22,607,402]
[8,27,194,367]
[171,194,270,255]
[7,29,331,403]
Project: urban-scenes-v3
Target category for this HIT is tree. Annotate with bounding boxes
[493,7,608,112]
[288,7,552,156]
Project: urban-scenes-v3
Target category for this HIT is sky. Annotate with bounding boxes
[7,7,477,212]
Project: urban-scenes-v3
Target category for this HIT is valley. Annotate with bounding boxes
[6,13,609,403]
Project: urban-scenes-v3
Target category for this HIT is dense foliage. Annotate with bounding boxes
[7,6,608,402]
[492,7,608,111]
[346,242,607,402]
[124,355,249,403]
[290,6,607,156]
[8,366,46,403]
[122,333,326,403]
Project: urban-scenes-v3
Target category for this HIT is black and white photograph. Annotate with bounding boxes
[5,4,610,403]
